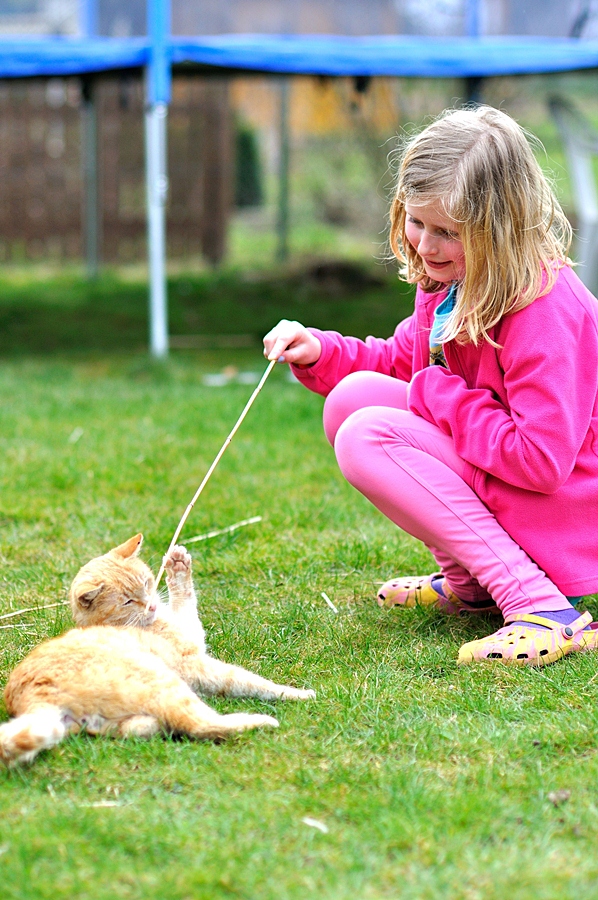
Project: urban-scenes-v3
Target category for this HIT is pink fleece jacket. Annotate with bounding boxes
[291,266,598,596]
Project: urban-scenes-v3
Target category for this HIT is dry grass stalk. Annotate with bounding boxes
[301,817,329,833]
[0,600,69,622]
[321,592,339,614]
[184,516,262,545]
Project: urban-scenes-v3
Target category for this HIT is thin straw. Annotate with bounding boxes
[0,601,69,622]
[183,516,262,545]
[321,591,338,614]
[154,358,277,590]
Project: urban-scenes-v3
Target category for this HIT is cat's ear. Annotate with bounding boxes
[75,583,104,608]
[111,534,144,559]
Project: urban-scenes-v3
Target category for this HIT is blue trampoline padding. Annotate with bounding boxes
[170,35,598,78]
[0,37,148,78]
[171,34,598,78]
[1,34,598,80]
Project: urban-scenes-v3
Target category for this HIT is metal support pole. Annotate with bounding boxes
[145,100,169,358]
[79,0,98,37]
[465,76,483,105]
[81,78,99,278]
[466,0,480,38]
[80,1,99,278]
[145,0,171,358]
[276,77,290,263]
[465,0,483,106]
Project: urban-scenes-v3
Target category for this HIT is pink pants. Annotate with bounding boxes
[323,371,568,618]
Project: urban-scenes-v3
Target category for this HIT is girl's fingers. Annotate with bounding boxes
[274,337,290,358]
[266,337,290,361]
[263,320,312,362]
[266,332,302,360]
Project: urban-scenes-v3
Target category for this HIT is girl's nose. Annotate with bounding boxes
[418,230,438,257]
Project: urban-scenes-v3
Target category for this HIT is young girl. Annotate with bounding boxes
[263,105,598,667]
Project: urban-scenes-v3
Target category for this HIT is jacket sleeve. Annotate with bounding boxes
[408,294,598,494]
[290,315,416,397]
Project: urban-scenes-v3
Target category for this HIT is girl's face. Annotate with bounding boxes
[404,200,466,283]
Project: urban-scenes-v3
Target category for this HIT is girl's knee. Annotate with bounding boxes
[334,408,385,486]
[323,371,408,445]
[324,372,377,445]
[334,406,429,489]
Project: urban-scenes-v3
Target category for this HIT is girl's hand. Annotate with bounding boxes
[263,319,322,366]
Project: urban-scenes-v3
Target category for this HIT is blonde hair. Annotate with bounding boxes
[389,106,572,345]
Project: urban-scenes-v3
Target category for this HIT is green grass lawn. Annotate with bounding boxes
[0,272,598,898]
[0,262,414,356]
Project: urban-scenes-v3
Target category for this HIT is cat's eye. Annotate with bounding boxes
[123,598,135,605]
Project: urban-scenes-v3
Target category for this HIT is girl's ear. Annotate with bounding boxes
[75,583,104,608]
[110,534,144,559]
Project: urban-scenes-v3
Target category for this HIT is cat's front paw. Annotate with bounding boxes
[164,544,197,613]
[164,545,192,578]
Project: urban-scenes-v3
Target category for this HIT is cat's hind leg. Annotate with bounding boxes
[147,684,279,740]
[189,656,316,702]
[117,715,160,739]
[0,706,69,767]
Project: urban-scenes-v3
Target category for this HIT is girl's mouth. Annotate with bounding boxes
[424,258,451,268]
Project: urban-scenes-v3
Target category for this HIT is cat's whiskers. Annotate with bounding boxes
[156,586,169,605]
[127,608,152,628]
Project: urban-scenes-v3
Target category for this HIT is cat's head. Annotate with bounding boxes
[69,534,159,628]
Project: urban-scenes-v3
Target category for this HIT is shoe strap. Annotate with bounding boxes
[505,610,592,637]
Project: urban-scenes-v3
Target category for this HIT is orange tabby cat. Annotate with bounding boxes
[0,534,314,766]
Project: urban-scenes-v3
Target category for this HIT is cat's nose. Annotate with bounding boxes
[147,601,157,615]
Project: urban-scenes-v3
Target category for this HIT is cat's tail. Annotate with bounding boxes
[0,707,66,767]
